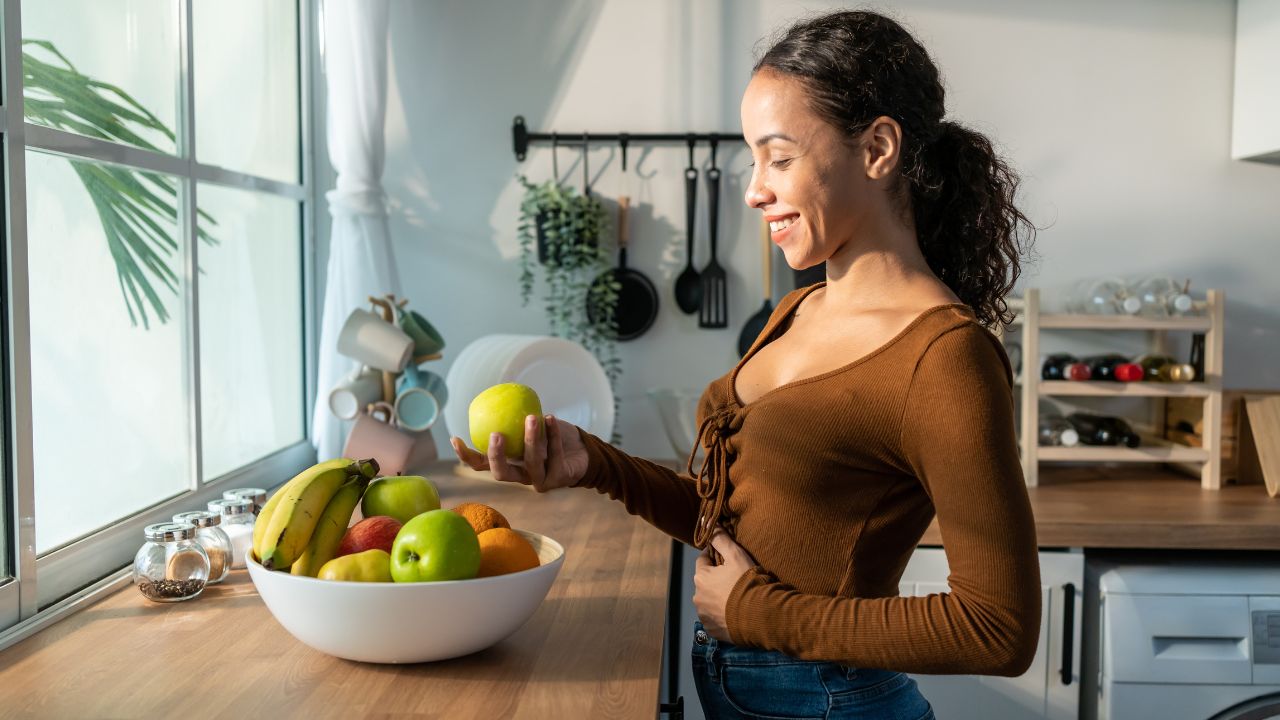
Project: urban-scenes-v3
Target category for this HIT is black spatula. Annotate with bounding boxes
[698,154,728,329]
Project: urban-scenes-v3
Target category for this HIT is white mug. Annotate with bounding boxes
[328,365,382,420]
[337,308,414,372]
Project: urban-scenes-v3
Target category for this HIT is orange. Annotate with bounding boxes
[450,502,511,535]
[475,528,540,577]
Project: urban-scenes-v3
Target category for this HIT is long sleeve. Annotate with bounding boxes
[723,324,1042,676]
[576,430,703,546]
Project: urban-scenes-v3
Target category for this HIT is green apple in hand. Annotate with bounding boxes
[361,475,441,524]
[390,510,481,582]
[316,549,393,582]
[469,383,544,459]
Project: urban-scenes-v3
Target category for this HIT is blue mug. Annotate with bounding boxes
[397,366,448,408]
[395,366,447,431]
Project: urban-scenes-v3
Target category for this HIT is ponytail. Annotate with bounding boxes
[905,121,1033,327]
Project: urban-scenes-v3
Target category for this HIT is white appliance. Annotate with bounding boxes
[902,548,1084,720]
[1095,560,1280,720]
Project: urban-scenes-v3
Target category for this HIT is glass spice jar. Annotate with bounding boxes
[223,487,267,515]
[207,498,255,569]
[133,522,210,603]
[173,510,232,584]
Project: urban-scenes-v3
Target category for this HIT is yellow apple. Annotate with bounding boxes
[469,383,544,459]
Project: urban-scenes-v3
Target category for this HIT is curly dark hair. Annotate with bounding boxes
[755,10,1034,327]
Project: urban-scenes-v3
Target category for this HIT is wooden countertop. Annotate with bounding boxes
[0,463,672,719]
[921,466,1280,550]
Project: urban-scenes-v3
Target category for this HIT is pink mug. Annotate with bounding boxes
[343,408,415,476]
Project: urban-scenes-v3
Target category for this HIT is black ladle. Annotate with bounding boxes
[738,218,774,356]
[674,138,702,314]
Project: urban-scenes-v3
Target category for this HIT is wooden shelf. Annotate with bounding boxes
[1039,380,1216,397]
[1037,314,1212,330]
[1038,443,1210,463]
[1014,288,1225,489]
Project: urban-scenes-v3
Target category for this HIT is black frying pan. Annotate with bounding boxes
[588,196,659,341]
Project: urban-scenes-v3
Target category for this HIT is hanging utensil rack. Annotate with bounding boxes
[512,115,744,167]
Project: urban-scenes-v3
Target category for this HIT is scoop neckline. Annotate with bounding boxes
[728,282,971,409]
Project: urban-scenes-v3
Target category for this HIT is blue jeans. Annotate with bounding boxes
[691,621,935,720]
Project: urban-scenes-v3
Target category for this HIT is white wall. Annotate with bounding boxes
[319,0,1280,460]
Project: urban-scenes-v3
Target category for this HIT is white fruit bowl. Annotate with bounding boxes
[247,529,565,663]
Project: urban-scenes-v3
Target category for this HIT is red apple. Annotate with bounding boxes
[336,516,403,558]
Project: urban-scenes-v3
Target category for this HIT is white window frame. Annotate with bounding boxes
[0,0,320,641]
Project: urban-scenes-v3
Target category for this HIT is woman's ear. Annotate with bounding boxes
[863,116,903,180]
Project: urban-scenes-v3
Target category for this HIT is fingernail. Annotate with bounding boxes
[491,432,501,444]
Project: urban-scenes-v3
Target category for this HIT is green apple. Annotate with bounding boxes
[361,475,441,524]
[469,383,544,459]
[390,509,481,582]
[316,549,393,582]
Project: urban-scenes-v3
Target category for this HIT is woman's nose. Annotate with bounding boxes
[744,170,775,209]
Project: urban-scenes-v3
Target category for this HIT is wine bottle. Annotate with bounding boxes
[1189,333,1206,382]
[1067,412,1141,447]
[1082,354,1143,382]
[1135,354,1195,383]
[1038,412,1080,447]
[1134,276,1195,317]
[1041,353,1092,381]
[1069,278,1141,315]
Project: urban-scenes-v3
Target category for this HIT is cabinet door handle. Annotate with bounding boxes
[1060,582,1075,686]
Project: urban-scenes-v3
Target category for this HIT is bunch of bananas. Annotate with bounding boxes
[252,457,380,575]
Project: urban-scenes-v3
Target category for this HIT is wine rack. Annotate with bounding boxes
[1003,288,1225,488]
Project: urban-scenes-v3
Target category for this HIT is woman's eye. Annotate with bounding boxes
[771,158,793,169]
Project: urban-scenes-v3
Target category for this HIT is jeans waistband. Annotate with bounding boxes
[693,620,903,683]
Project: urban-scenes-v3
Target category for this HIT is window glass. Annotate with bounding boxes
[193,0,300,182]
[26,151,188,553]
[23,0,179,155]
[197,184,304,480]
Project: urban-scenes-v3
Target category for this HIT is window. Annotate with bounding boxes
[2,0,315,630]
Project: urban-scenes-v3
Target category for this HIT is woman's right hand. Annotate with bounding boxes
[449,414,590,493]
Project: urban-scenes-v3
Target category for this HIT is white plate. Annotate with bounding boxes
[445,335,614,445]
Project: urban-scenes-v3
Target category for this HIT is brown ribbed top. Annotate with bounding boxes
[578,283,1041,675]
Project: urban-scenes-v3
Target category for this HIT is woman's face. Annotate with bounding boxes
[740,70,879,270]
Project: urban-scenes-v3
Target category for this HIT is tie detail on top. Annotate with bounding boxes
[687,404,746,551]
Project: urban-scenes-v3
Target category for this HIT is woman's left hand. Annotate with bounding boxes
[693,528,758,642]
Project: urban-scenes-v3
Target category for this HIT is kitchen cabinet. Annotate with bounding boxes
[1233,0,1280,163]
[901,547,1084,720]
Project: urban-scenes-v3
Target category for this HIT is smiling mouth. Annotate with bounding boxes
[768,217,797,233]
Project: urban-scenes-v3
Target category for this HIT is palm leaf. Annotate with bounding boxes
[22,39,217,328]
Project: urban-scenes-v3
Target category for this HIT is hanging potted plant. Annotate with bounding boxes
[517,175,622,443]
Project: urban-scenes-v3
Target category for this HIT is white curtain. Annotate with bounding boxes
[312,0,402,460]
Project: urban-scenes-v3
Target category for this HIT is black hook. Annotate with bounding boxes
[710,135,719,170]
[619,133,629,173]
[551,132,560,181]
[582,131,590,194]
[687,135,696,168]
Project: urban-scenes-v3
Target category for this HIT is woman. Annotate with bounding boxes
[453,10,1039,719]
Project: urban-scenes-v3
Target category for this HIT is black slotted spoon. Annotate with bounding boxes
[699,141,728,328]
